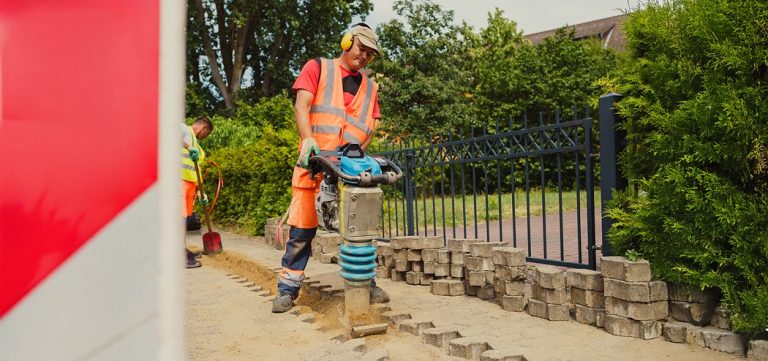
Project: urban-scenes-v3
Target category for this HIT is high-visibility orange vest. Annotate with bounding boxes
[292,58,379,189]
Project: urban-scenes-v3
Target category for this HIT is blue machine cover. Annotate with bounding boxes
[340,155,382,177]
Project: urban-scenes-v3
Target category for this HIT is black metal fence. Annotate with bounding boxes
[371,106,598,269]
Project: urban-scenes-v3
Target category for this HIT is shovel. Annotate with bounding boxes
[193,159,223,255]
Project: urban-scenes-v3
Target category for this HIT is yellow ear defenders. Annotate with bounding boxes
[340,30,376,61]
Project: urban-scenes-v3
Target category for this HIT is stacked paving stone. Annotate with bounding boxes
[381,235,443,286]
[312,231,341,264]
[661,285,746,355]
[491,247,528,312]
[446,238,483,283]
[601,256,668,340]
[568,269,605,327]
[374,240,393,279]
[464,242,505,300]
[528,266,569,321]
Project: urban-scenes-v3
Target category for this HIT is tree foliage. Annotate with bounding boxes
[186,0,373,114]
[604,0,768,335]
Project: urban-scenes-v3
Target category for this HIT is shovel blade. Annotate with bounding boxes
[203,232,223,254]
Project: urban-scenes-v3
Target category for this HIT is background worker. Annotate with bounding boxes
[272,23,390,313]
[182,117,213,269]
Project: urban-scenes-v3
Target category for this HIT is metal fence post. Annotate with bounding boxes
[403,147,415,236]
[598,93,627,257]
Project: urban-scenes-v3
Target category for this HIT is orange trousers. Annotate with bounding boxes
[182,180,197,217]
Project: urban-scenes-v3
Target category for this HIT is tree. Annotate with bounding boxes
[186,0,373,113]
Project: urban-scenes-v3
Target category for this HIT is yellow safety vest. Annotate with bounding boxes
[181,126,205,183]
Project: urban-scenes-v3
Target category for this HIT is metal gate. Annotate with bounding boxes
[371,107,598,269]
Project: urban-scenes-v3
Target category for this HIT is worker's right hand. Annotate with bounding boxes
[298,137,320,169]
[188,147,200,162]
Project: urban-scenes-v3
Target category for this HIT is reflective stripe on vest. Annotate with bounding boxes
[181,126,204,183]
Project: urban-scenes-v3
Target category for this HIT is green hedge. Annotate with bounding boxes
[605,0,768,335]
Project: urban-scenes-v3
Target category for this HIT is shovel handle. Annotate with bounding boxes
[193,159,214,233]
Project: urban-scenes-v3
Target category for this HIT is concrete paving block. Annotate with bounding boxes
[437,249,451,264]
[711,306,732,330]
[434,264,451,277]
[411,261,424,273]
[494,280,506,294]
[574,304,603,326]
[670,301,715,326]
[407,249,423,261]
[431,279,465,296]
[668,283,720,303]
[650,281,668,301]
[406,271,422,285]
[571,287,605,308]
[420,273,434,286]
[394,259,411,272]
[601,256,652,282]
[478,285,496,300]
[466,284,479,297]
[451,264,465,278]
[496,266,527,282]
[527,298,548,319]
[375,266,392,279]
[390,236,418,249]
[504,281,525,296]
[384,256,394,267]
[448,336,491,360]
[381,311,411,325]
[534,266,566,289]
[452,251,466,265]
[603,314,661,340]
[499,295,526,312]
[422,327,462,348]
[661,321,688,343]
[466,257,495,272]
[700,328,746,355]
[604,278,667,303]
[378,244,393,256]
[547,303,570,321]
[392,249,408,261]
[469,242,506,258]
[485,270,496,284]
[531,284,568,305]
[423,261,436,274]
[391,270,407,282]
[748,340,768,360]
[685,324,706,347]
[399,319,435,336]
[409,236,443,250]
[567,269,604,291]
[351,323,389,338]
[491,247,526,267]
[422,249,438,262]
[447,238,483,253]
[480,350,526,361]
[468,271,487,287]
[605,297,668,321]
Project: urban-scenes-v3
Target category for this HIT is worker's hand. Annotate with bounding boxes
[188,147,200,162]
[198,193,209,206]
[298,137,320,169]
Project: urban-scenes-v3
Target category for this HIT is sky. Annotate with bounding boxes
[361,0,637,35]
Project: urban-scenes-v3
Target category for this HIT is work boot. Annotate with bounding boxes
[272,291,294,313]
[370,284,390,304]
[187,249,203,259]
[186,250,202,269]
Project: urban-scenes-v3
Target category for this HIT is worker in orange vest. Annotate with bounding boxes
[182,117,213,268]
[273,23,389,313]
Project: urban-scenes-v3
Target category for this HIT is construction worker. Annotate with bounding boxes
[272,23,390,313]
[182,117,213,268]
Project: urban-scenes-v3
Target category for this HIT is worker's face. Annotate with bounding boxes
[342,37,375,72]
[195,124,212,140]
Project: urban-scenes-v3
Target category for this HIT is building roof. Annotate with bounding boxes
[524,14,629,51]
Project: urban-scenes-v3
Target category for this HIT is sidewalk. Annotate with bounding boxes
[187,229,742,361]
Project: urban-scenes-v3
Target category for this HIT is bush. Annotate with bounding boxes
[203,126,297,235]
[605,0,768,335]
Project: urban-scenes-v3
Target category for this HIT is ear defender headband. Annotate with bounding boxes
[340,22,375,60]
